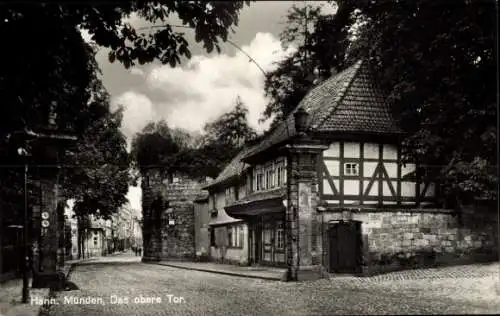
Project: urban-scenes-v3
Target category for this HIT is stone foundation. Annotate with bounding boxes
[321,206,499,275]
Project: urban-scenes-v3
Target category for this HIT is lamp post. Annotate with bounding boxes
[17,146,30,303]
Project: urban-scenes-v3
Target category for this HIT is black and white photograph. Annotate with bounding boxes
[0,1,499,315]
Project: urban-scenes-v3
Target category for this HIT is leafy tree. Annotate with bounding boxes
[189,96,257,178]
[1,2,250,69]
[0,1,251,260]
[202,96,257,148]
[132,97,257,180]
[345,0,497,205]
[131,120,184,177]
[262,2,355,123]
[62,96,131,258]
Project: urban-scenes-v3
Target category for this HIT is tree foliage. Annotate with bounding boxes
[262,2,356,124]
[132,97,257,180]
[1,2,250,69]
[346,0,497,204]
[202,96,257,148]
[191,96,257,178]
[0,0,251,169]
[264,0,496,204]
[62,92,132,220]
[131,120,183,175]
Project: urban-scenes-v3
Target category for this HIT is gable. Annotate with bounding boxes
[243,59,404,161]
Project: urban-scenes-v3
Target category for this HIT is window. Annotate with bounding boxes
[263,226,272,245]
[257,172,264,191]
[268,167,275,189]
[269,166,274,188]
[253,160,287,192]
[225,187,235,204]
[277,165,282,186]
[227,227,233,247]
[211,195,216,209]
[345,163,359,176]
[93,236,98,246]
[282,164,287,184]
[276,223,284,250]
[233,226,238,247]
[210,228,216,247]
[227,225,243,248]
[239,226,244,248]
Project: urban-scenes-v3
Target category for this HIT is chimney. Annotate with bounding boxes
[293,107,309,134]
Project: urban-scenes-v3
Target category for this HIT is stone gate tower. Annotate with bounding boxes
[141,170,204,262]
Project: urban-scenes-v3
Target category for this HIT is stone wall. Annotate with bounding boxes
[141,175,158,261]
[321,206,498,275]
[141,171,204,262]
[160,201,195,260]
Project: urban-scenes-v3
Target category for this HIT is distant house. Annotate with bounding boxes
[83,225,105,258]
[196,59,498,280]
[193,191,209,260]
[201,149,254,265]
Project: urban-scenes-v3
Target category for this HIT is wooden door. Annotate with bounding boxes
[328,221,362,274]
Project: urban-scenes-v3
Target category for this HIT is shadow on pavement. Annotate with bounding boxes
[62,280,80,291]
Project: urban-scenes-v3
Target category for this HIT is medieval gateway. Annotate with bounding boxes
[141,60,498,280]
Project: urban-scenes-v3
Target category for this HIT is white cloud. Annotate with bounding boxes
[130,68,145,77]
[112,91,156,149]
[111,32,295,211]
[113,31,295,142]
[144,32,295,133]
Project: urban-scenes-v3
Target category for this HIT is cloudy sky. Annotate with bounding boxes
[83,1,336,212]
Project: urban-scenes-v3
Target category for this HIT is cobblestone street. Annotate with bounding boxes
[42,255,499,315]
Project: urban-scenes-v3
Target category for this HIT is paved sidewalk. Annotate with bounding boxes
[0,279,49,316]
[0,258,92,316]
[153,261,287,281]
[326,262,500,308]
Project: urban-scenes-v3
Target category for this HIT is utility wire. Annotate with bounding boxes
[137,24,267,76]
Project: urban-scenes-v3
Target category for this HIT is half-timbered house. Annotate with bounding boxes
[197,59,498,280]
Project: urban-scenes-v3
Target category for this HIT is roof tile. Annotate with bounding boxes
[243,59,404,159]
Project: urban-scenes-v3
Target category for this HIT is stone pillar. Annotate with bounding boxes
[287,140,328,281]
[32,177,63,288]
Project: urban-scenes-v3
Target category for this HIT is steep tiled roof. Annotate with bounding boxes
[244,60,405,159]
[203,146,253,189]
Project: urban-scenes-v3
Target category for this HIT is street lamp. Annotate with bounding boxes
[17,146,30,303]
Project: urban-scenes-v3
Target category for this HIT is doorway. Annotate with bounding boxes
[327,220,362,274]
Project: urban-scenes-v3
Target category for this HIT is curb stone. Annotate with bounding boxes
[150,261,284,281]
